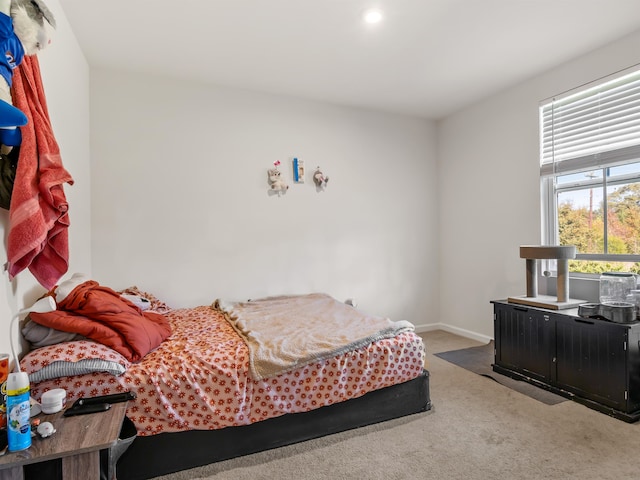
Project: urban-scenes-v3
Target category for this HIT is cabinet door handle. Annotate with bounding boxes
[574,318,595,325]
[513,306,529,312]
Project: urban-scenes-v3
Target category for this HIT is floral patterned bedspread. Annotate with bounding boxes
[29,306,425,436]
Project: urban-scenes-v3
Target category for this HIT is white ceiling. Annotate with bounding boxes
[58,0,640,120]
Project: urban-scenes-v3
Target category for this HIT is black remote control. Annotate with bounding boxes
[63,402,111,417]
[75,391,136,406]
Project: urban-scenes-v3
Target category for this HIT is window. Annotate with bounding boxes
[540,66,640,274]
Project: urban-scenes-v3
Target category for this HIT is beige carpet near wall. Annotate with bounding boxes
[152,330,640,480]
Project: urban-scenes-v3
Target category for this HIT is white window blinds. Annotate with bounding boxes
[540,67,640,176]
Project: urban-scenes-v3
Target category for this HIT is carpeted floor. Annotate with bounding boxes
[148,330,640,480]
[434,341,567,405]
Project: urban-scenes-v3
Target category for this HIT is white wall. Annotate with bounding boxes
[90,70,438,327]
[438,30,640,341]
[14,6,635,349]
[0,0,91,360]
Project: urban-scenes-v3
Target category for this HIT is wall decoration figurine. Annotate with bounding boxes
[313,166,329,191]
[268,160,288,195]
[0,0,56,152]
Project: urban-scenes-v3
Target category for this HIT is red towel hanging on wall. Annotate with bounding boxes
[7,55,74,289]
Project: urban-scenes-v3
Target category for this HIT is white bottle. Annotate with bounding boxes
[6,371,31,451]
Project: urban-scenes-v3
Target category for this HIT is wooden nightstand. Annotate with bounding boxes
[0,401,128,480]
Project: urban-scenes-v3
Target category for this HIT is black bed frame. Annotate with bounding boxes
[117,369,431,480]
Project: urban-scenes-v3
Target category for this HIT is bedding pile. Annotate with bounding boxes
[214,293,415,380]
[28,280,171,361]
[24,296,425,437]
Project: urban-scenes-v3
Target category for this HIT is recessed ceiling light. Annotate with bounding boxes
[363,9,383,24]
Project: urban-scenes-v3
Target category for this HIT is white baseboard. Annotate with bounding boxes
[414,322,493,344]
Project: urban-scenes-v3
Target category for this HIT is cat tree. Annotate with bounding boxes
[508,245,586,310]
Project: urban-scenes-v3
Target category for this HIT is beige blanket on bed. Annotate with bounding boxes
[213,293,415,381]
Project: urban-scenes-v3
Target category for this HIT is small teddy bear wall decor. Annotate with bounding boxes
[268,160,288,195]
[313,166,329,191]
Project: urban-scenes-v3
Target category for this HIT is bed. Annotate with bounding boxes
[20,284,432,480]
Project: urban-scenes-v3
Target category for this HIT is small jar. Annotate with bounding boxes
[600,272,636,304]
[40,388,66,414]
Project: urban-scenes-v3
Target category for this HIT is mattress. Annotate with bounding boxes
[28,305,425,436]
